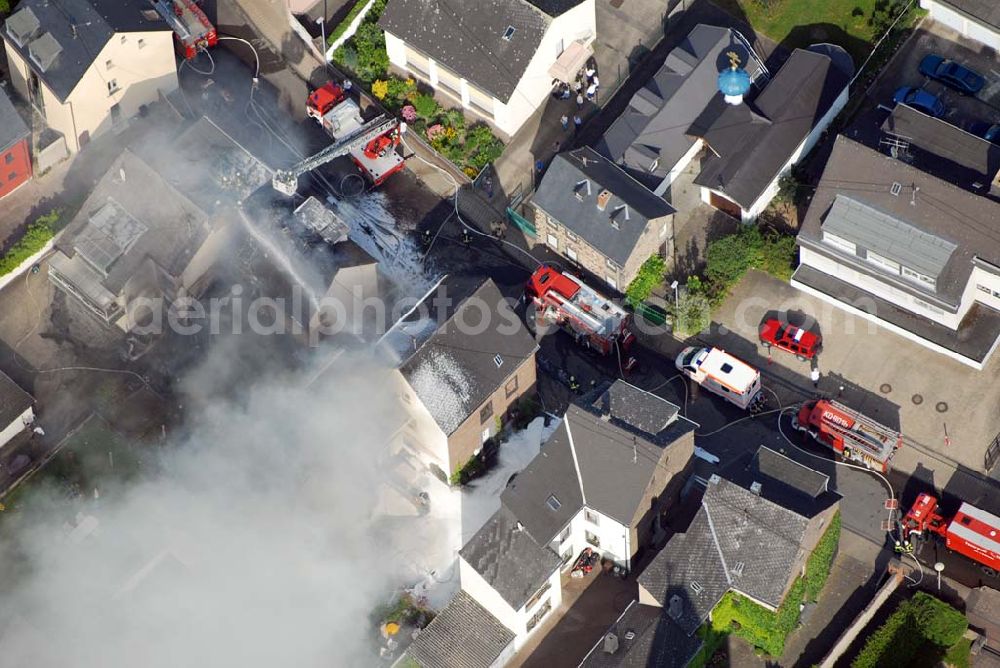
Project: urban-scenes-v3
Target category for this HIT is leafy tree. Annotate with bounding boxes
[912,593,968,647]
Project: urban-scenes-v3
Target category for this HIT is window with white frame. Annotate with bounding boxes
[584,509,600,525]
[566,229,578,242]
[566,247,578,262]
[557,525,571,543]
[547,217,560,230]
[913,297,944,315]
[822,231,856,254]
[605,276,617,289]
[976,284,1000,298]
[526,599,551,632]
[901,266,936,289]
[585,530,600,547]
[547,233,558,250]
[866,251,900,274]
[606,258,619,270]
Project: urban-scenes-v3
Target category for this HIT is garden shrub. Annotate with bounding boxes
[411,93,440,120]
[703,225,798,304]
[0,211,60,277]
[911,592,967,647]
[625,254,666,305]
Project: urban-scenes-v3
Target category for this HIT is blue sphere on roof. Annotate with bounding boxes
[718,67,751,97]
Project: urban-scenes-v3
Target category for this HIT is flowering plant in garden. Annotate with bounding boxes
[401,105,417,122]
[426,124,445,141]
[371,79,389,99]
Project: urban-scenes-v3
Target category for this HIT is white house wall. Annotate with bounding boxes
[654,138,704,197]
[921,1,1000,50]
[551,505,632,573]
[459,557,521,638]
[384,0,595,137]
[493,0,596,136]
[391,370,451,474]
[0,406,33,450]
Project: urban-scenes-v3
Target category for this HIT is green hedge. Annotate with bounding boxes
[0,211,60,277]
[851,592,968,668]
[332,0,389,82]
[625,254,666,305]
[326,0,370,46]
[703,225,797,306]
[709,511,841,657]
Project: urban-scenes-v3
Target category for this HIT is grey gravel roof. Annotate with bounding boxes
[694,47,852,209]
[579,601,703,668]
[396,277,538,435]
[639,475,813,634]
[595,24,763,188]
[0,86,29,153]
[503,381,696,544]
[405,590,515,668]
[379,0,550,102]
[0,371,33,428]
[881,104,1000,179]
[459,506,561,610]
[798,136,1000,308]
[531,148,676,266]
[823,194,957,279]
[2,0,169,103]
[937,0,1000,29]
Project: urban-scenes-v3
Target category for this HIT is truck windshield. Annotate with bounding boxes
[681,349,700,367]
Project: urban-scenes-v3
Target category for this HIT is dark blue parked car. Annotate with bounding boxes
[893,87,947,117]
[919,54,986,94]
[969,121,1000,144]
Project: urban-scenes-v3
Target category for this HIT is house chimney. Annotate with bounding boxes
[750,481,762,495]
[602,633,620,654]
[667,594,683,621]
[596,189,611,211]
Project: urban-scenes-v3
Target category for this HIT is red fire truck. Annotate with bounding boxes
[305,81,405,186]
[791,399,902,473]
[901,493,1000,571]
[149,0,218,60]
[526,266,635,359]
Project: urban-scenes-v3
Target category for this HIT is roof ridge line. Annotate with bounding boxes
[700,499,732,585]
[563,415,588,506]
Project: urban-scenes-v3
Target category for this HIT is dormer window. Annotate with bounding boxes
[502,26,516,41]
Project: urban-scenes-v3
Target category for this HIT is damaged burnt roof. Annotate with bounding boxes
[390,277,538,436]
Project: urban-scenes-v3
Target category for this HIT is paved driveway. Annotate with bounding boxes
[705,270,1000,475]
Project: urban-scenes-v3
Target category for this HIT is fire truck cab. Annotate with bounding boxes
[675,347,764,412]
[902,493,1000,571]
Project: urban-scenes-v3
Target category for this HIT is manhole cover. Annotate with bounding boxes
[880,383,892,394]
[912,394,923,405]
[936,401,949,413]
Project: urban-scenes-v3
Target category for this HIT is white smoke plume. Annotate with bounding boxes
[0,344,443,668]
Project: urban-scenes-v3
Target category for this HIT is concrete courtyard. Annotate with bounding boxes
[703,270,1000,476]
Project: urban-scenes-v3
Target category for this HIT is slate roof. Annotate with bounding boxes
[722,446,841,520]
[459,506,561,610]
[525,0,587,16]
[502,381,696,544]
[0,86,29,153]
[404,590,515,668]
[797,136,1000,309]
[0,370,33,428]
[379,0,550,102]
[595,24,764,188]
[393,277,538,435]
[936,0,1000,29]
[881,104,1000,181]
[694,46,852,209]
[638,475,814,634]
[2,0,170,103]
[531,148,676,266]
[579,601,703,668]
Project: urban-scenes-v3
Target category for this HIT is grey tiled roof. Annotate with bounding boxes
[596,24,764,188]
[525,0,587,15]
[459,506,561,610]
[531,148,676,266]
[881,104,1000,179]
[579,601,703,668]
[694,47,852,209]
[797,136,1000,308]
[405,590,515,668]
[379,0,550,102]
[937,0,1000,29]
[2,0,169,103]
[395,277,538,435]
[502,381,696,543]
[639,476,814,634]
[0,86,29,152]
[0,371,33,428]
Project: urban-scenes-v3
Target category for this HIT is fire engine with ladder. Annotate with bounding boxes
[287,81,406,188]
[900,493,1000,572]
[791,399,902,473]
[273,83,406,195]
[149,0,218,60]
[526,266,636,365]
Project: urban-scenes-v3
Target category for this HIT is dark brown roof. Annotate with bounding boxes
[0,371,33,428]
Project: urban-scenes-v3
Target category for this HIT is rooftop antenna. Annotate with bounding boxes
[910,184,920,206]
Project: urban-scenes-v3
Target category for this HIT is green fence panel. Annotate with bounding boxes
[506,207,536,237]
